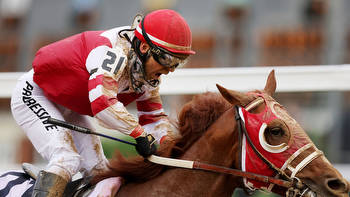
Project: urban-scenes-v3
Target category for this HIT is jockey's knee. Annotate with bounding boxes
[86,158,109,177]
[46,149,82,181]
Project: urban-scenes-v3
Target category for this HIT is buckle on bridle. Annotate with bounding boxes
[286,177,316,197]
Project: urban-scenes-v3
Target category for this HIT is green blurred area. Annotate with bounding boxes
[101,136,138,159]
[232,189,280,197]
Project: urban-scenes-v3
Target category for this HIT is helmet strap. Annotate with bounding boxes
[132,37,148,63]
[129,56,145,93]
[128,49,159,93]
[118,13,143,44]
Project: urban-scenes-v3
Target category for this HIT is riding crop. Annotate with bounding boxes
[47,117,136,146]
[47,117,295,189]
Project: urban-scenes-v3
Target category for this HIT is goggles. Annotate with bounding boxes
[149,47,187,69]
[141,17,187,69]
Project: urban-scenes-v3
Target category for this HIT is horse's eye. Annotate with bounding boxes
[269,127,284,137]
[261,124,289,152]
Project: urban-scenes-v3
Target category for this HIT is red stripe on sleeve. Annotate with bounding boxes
[159,136,167,144]
[88,74,104,91]
[129,125,144,138]
[138,113,167,126]
[91,95,118,115]
[136,100,163,112]
[117,93,143,106]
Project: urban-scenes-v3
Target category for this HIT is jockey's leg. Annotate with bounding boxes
[63,111,109,177]
[11,70,81,196]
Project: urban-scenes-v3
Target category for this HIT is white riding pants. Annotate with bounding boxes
[11,70,108,180]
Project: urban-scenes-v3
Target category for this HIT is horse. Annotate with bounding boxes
[0,70,349,197]
[88,70,350,197]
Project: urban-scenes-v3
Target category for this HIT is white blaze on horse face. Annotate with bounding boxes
[258,123,289,153]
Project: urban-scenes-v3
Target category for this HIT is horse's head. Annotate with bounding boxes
[216,70,350,197]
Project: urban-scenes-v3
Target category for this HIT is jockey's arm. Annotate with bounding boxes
[135,87,176,144]
[86,46,143,138]
[86,46,160,157]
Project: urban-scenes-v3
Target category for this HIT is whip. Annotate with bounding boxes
[47,117,136,146]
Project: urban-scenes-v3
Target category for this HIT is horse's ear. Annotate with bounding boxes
[216,84,247,106]
[264,70,277,96]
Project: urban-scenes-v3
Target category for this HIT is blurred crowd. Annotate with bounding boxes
[1,0,348,72]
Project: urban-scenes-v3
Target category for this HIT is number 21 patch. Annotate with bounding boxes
[101,48,126,75]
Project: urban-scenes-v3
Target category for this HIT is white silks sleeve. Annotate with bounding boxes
[94,102,139,136]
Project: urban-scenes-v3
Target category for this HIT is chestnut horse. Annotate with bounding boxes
[91,70,349,197]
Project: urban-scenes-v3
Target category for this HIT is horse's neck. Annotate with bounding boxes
[117,108,241,197]
[178,107,241,195]
[183,107,238,164]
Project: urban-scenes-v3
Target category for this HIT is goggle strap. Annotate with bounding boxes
[141,17,158,50]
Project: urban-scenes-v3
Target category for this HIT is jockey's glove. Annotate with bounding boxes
[135,132,157,157]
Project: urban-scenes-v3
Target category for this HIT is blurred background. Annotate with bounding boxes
[0,0,350,196]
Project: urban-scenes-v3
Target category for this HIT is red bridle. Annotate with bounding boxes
[237,95,323,196]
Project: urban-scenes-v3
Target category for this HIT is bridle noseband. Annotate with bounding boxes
[235,95,322,197]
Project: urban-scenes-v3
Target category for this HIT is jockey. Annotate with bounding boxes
[11,9,195,197]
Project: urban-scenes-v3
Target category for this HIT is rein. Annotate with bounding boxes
[147,155,294,188]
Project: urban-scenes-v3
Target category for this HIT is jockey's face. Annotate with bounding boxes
[139,42,176,81]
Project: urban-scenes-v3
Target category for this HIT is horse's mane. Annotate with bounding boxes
[92,92,231,184]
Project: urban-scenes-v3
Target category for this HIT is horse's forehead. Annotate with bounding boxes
[271,103,293,121]
[259,95,313,146]
[249,93,300,130]
[264,96,298,127]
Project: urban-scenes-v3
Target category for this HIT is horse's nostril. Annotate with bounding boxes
[326,178,348,192]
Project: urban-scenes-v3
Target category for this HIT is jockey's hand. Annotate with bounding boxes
[135,132,157,157]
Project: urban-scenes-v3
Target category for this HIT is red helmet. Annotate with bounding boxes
[135,9,195,55]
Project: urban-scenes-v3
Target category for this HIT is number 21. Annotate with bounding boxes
[102,51,125,74]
